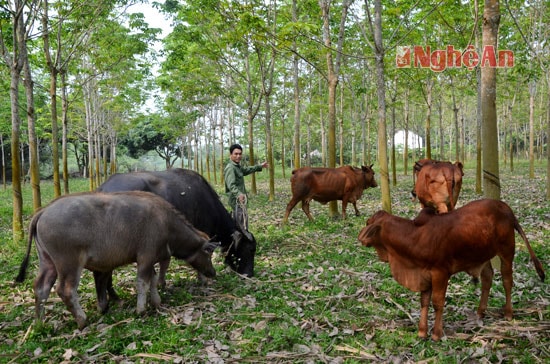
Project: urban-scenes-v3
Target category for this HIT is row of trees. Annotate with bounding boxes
[1,0,549,242]
[156,0,549,211]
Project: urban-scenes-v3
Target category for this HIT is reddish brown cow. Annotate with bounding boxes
[412,159,464,213]
[358,199,545,341]
[283,165,377,223]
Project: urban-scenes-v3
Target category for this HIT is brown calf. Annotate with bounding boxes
[283,165,377,223]
[412,159,464,213]
[358,199,545,341]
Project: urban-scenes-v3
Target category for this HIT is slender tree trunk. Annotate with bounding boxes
[424,76,433,160]
[2,0,31,241]
[42,0,61,197]
[481,0,501,199]
[292,0,301,170]
[23,42,41,211]
[391,82,397,186]
[450,76,460,162]
[371,0,391,212]
[319,0,351,217]
[320,0,338,217]
[404,88,409,174]
[528,81,536,179]
[1,133,6,189]
[546,74,550,200]
[61,70,70,193]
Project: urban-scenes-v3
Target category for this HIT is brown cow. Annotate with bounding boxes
[282,165,377,223]
[358,199,545,341]
[15,191,219,329]
[412,159,464,213]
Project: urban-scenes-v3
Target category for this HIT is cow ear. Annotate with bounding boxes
[204,241,220,254]
[358,224,380,245]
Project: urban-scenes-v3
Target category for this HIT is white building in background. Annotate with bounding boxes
[393,130,423,151]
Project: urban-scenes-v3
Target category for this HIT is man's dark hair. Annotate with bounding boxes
[229,144,243,153]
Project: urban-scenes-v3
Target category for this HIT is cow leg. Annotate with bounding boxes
[33,250,58,324]
[302,199,314,221]
[341,200,348,219]
[283,198,300,223]
[430,274,449,341]
[477,262,494,319]
[499,254,514,320]
[157,258,170,289]
[418,290,431,339]
[56,267,86,330]
[352,202,361,217]
[93,271,111,314]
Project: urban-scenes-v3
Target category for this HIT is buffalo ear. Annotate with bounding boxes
[231,230,243,249]
[241,229,254,243]
[204,241,220,254]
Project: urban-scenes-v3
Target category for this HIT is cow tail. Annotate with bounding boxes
[514,219,545,282]
[15,211,40,283]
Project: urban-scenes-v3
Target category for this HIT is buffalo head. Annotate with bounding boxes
[226,229,257,277]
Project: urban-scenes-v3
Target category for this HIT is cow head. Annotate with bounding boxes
[361,165,378,188]
[358,210,389,261]
[225,229,257,277]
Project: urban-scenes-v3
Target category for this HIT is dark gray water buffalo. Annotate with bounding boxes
[97,168,257,278]
[15,191,218,329]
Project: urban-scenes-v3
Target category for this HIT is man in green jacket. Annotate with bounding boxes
[224,143,268,229]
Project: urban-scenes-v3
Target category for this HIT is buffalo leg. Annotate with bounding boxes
[418,290,431,339]
[106,273,121,302]
[157,258,170,289]
[33,251,58,324]
[93,271,112,314]
[477,262,494,319]
[135,264,159,314]
[430,274,449,341]
[56,267,86,330]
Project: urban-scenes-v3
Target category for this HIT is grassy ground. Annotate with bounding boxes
[0,161,548,363]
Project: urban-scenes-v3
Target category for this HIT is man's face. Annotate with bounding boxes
[230,148,243,164]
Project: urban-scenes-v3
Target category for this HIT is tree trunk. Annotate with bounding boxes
[61,69,70,193]
[403,89,409,174]
[292,0,301,170]
[1,133,6,189]
[372,0,391,212]
[2,0,29,241]
[424,76,433,160]
[481,0,501,200]
[528,81,536,179]
[23,38,41,211]
[42,0,61,197]
[320,0,351,217]
[450,76,460,162]
[546,74,550,200]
